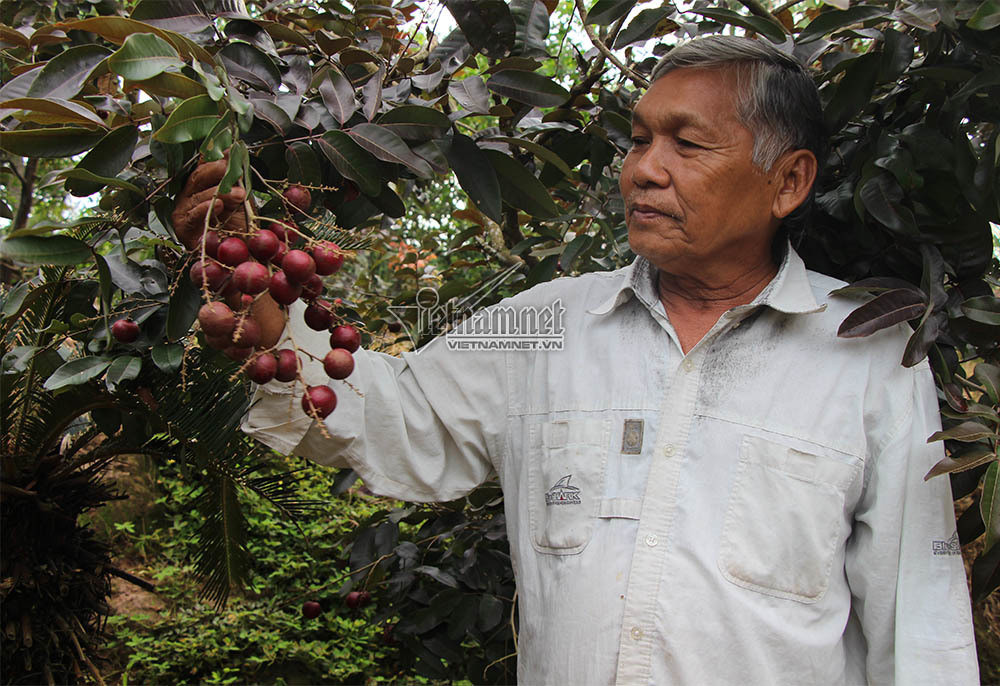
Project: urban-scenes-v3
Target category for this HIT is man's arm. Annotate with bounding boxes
[241,300,509,503]
[845,362,978,685]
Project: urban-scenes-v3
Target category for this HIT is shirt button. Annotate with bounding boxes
[663,444,675,457]
[682,358,694,372]
[630,626,643,641]
[645,534,658,547]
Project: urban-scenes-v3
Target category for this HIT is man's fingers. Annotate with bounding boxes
[188,184,246,210]
[184,159,230,195]
[177,198,224,249]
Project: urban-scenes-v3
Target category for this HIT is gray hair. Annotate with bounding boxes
[651,36,825,172]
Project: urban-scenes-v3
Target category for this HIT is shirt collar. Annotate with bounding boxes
[586,241,826,317]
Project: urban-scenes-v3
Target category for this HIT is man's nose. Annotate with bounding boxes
[629,144,671,188]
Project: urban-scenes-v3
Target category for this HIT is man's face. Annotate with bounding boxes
[620,67,782,279]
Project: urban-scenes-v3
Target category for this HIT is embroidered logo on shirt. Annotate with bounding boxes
[545,475,581,505]
[932,531,961,556]
[622,419,644,454]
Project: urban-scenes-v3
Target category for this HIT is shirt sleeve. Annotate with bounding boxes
[240,300,509,503]
[844,361,979,685]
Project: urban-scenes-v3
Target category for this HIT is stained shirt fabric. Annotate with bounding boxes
[241,244,978,686]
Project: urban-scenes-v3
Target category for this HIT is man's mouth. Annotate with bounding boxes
[628,203,681,223]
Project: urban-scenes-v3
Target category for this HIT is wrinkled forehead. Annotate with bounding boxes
[632,67,748,132]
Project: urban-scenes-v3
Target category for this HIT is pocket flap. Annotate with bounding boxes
[743,434,858,489]
[598,497,642,520]
[542,418,608,448]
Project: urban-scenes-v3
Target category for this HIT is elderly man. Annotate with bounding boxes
[177,35,978,685]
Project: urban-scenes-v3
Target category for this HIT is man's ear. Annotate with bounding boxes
[771,149,818,220]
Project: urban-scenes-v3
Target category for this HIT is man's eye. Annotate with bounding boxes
[630,137,649,147]
[677,138,701,149]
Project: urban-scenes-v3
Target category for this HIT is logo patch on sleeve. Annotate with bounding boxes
[932,531,961,556]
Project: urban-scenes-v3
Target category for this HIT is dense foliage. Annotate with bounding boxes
[1,0,999,682]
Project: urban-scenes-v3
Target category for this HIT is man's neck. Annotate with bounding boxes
[655,256,778,354]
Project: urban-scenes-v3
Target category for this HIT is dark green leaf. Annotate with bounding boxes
[105,355,142,390]
[0,235,91,265]
[974,363,1000,405]
[983,462,1000,551]
[448,76,491,113]
[859,173,915,234]
[43,356,113,390]
[377,105,452,141]
[0,126,104,158]
[559,233,592,271]
[486,69,569,108]
[0,97,106,127]
[317,130,381,196]
[968,0,1000,30]
[151,343,184,372]
[153,94,221,143]
[586,0,633,25]
[824,53,880,131]
[26,45,111,100]
[427,28,473,75]
[924,446,996,480]
[961,296,1000,326]
[167,267,202,341]
[347,123,434,177]
[444,134,502,223]
[445,0,516,59]
[414,565,459,588]
[510,0,550,57]
[65,125,139,197]
[285,141,321,185]
[798,5,891,43]
[486,135,572,175]
[318,69,357,125]
[485,149,560,218]
[478,594,504,632]
[526,254,559,287]
[928,421,997,443]
[218,141,247,195]
[219,42,281,90]
[108,32,182,81]
[614,7,674,48]
[837,288,927,338]
[692,8,786,44]
[199,111,234,162]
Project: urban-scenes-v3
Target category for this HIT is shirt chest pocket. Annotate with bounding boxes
[528,418,610,555]
[718,434,861,603]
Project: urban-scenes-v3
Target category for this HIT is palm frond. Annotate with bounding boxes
[192,459,251,609]
[304,216,378,250]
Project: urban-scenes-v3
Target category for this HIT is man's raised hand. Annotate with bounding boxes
[170,159,248,250]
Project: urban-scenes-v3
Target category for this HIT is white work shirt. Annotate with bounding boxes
[242,244,978,685]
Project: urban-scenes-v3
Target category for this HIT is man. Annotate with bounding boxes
[176,36,978,685]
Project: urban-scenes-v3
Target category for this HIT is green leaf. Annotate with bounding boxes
[692,8,786,44]
[65,124,140,197]
[95,253,113,318]
[108,32,183,81]
[526,253,559,286]
[43,356,113,390]
[798,5,891,43]
[1,282,31,321]
[961,296,1000,326]
[151,343,184,372]
[376,105,452,141]
[928,421,998,443]
[974,363,1000,405]
[26,45,112,100]
[317,130,381,197]
[983,462,1000,551]
[586,0,633,25]
[318,69,357,125]
[105,355,142,390]
[60,169,143,196]
[485,149,560,219]
[968,0,1000,30]
[477,594,504,632]
[59,17,213,64]
[166,266,202,341]
[199,111,234,162]
[485,135,572,175]
[0,97,106,127]
[129,71,206,99]
[0,235,92,265]
[486,70,569,108]
[614,7,675,48]
[836,288,927,338]
[219,42,281,91]
[0,126,104,158]
[152,94,221,143]
[347,123,434,177]
[218,141,248,195]
[444,134,502,223]
[924,446,996,480]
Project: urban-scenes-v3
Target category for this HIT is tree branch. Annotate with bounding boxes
[11,157,37,234]
[774,0,807,16]
[572,0,649,89]
[736,0,787,28]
